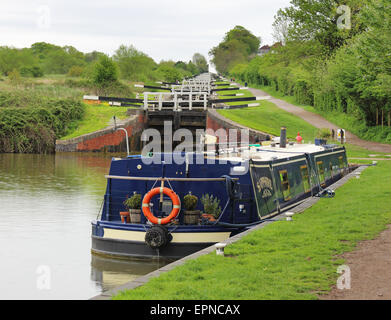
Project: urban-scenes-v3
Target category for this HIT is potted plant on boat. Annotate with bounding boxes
[315,128,331,146]
[200,194,222,222]
[123,192,142,223]
[183,192,200,225]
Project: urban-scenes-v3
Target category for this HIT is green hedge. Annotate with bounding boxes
[0,97,85,153]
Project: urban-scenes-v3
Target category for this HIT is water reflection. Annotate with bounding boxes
[90,255,171,292]
[0,153,168,299]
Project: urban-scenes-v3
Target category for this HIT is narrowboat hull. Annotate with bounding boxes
[91,222,237,260]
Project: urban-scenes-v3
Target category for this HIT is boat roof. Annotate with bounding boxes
[215,143,344,162]
[119,143,344,164]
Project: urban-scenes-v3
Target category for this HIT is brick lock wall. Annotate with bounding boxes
[56,111,146,152]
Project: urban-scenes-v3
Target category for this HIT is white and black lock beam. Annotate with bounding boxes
[84,95,143,104]
[211,87,249,92]
[209,96,270,104]
[134,84,171,91]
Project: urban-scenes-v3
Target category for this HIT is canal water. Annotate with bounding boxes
[0,153,168,299]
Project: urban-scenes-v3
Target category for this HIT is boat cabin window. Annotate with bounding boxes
[329,162,334,178]
[162,200,173,215]
[300,165,311,193]
[331,160,339,176]
[317,161,325,185]
[279,170,291,201]
[338,156,345,169]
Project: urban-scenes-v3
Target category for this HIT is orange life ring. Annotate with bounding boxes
[142,187,181,225]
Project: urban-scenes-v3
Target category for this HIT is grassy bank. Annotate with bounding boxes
[60,104,131,140]
[217,102,318,142]
[114,160,391,300]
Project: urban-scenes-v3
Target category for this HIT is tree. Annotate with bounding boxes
[275,0,365,54]
[209,26,260,74]
[223,26,260,55]
[0,46,37,76]
[30,42,86,74]
[85,51,106,63]
[174,61,193,78]
[272,13,291,45]
[113,44,157,81]
[186,61,199,75]
[20,65,44,78]
[210,39,249,74]
[156,61,183,83]
[319,0,391,125]
[92,55,118,86]
[192,53,208,73]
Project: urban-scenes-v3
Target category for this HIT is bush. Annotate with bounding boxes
[67,66,84,77]
[0,96,85,153]
[93,55,118,86]
[64,78,94,89]
[95,81,134,97]
[64,78,134,98]
[8,69,22,86]
[20,66,44,78]
[294,79,313,105]
[123,193,142,209]
[156,65,183,83]
[183,193,198,211]
[317,128,331,139]
[200,194,222,219]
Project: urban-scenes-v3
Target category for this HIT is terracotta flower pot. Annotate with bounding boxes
[120,211,130,224]
[201,213,216,222]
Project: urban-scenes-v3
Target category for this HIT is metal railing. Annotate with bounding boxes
[142,92,208,111]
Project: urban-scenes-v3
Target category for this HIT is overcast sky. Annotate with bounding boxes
[1,0,291,68]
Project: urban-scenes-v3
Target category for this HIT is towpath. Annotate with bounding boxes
[248,87,391,153]
[319,225,391,300]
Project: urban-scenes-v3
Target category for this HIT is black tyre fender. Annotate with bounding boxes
[145,225,172,249]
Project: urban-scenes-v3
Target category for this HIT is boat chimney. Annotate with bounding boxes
[280,127,287,148]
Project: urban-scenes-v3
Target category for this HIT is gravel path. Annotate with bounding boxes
[319,226,391,300]
[248,87,391,153]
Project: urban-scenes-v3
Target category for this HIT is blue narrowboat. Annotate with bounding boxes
[91,143,349,260]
